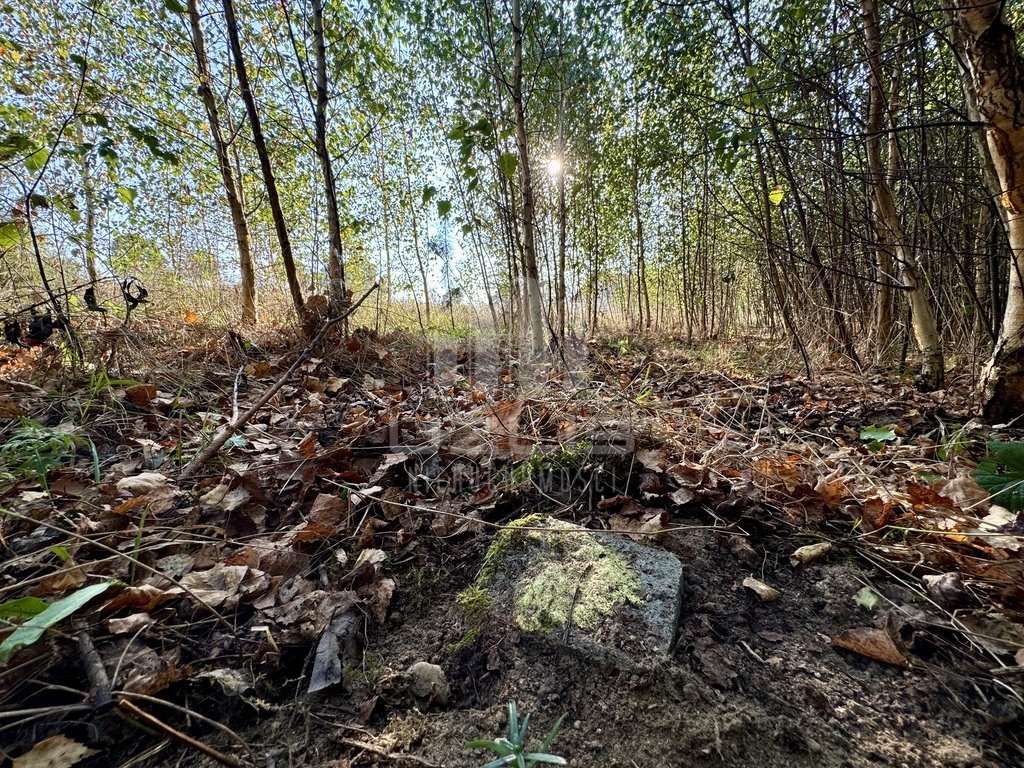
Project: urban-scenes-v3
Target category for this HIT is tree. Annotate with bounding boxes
[221,0,304,320]
[860,0,943,388]
[186,0,257,324]
[955,0,1024,419]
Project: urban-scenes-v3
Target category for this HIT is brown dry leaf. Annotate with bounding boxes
[667,461,707,488]
[859,496,896,530]
[742,576,781,602]
[484,399,529,457]
[124,384,157,407]
[365,577,396,623]
[116,472,169,496]
[107,612,153,635]
[814,474,850,510]
[179,564,270,609]
[753,454,804,493]
[261,589,359,644]
[937,474,990,511]
[0,396,26,418]
[307,492,347,527]
[789,541,833,566]
[12,734,97,768]
[30,567,86,596]
[636,447,669,473]
[831,626,908,667]
[199,483,251,513]
[102,639,188,695]
[102,584,181,613]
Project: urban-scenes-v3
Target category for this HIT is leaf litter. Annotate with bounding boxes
[0,330,1021,766]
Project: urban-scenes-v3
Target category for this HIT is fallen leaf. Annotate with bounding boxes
[124,384,157,407]
[742,576,780,602]
[116,473,169,496]
[789,541,833,566]
[831,626,908,667]
[13,734,97,768]
[107,612,153,635]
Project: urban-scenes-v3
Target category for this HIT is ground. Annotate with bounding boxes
[0,328,1021,767]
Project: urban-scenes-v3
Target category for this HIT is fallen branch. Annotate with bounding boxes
[74,618,112,710]
[179,283,378,481]
[118,698,244,768]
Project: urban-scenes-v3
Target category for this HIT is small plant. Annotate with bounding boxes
[508,441,592,486]
[975,440,1024,511]
[467,701,567,767]
[859,425,896,453]
[0,420,96,490]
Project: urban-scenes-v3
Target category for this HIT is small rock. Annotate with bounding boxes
[405,661,449,708]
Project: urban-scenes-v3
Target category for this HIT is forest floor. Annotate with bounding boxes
[0,321,1022,768]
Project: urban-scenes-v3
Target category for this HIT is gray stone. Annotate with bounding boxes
[464,515,683,664]
[405,661,450,708]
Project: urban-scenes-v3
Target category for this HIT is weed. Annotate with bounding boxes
[0,420,96,491]
[467,700,566,767]
[507,441,593,486]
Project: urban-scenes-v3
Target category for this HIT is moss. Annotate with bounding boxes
[469,514,642,639]
[447,585,495,651]
[507,441,594,486]
[513,534,641,634]
[476,512,548,584]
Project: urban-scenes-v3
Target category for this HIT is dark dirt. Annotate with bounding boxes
[113,521,1020,768]
[4,337,1023,768]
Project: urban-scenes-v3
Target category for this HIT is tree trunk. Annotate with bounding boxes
[955,1,1024,419]
[221,0,303,320]
[861,0,943,389]
[511,0,545,355]
[188,0,256,324]
[80,149,98,284]
[311,0,346,309]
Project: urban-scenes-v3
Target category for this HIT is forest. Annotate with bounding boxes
[1,0,1024,766]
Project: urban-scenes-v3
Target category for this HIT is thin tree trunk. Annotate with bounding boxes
[188,0,256,324]
[511,0,545,355]
[221,0,303,319]
[80,149,98,284]
[311,0,346,309]
[861,0,943,389]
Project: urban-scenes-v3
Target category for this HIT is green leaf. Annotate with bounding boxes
[0,221,21,249]
[498,152,518,181]
[481,756,517,768]
[768,186,785,206]
[437,199,452,217]
[422,185,437,205]
[164,0,187,13]
[507,701,519,742]
[0,581,113,664]
[517,712,530,744]
[467,740,504,752]
[117,186,137,207]
[82,112,109,129]
[24,148,49,174]
[538,713,565,753]
[0,132,34,162]
[49,545,72,563]
[854,587,881,611]
[523,755,566,765]
[975,440,1024,511]
[859,426,896,443]
[0,596,48,620]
